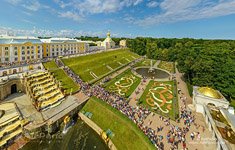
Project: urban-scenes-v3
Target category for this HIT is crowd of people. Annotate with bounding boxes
[0,59,49,69]
[54,58,169,149]
[53,57,205,150]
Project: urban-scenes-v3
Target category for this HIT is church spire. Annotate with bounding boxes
[107,31,111,37]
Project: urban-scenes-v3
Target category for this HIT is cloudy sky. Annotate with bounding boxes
[0,0,235,38]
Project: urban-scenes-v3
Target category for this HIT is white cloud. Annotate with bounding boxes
[53,0,73,8]
[5,0,22,5]
[0,26,128,37]
[6,0,49,12]
[135,0,235,26]
[22,0,41,11]
[53,0,144,22]
[54,0,144,15]
[58,11,83,22]
[147,1,159,8]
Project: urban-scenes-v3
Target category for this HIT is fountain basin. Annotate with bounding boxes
[135,67,170,79]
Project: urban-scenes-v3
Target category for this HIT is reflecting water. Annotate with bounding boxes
[21,119,109,150]
[135,68,170,79]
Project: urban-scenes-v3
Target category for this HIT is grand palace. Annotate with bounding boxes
[0,32,234,150]
[0,36,88,63]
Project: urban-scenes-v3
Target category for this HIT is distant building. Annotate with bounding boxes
[96,32,115,50]
[119,40,127,48]
[40,38,89,58]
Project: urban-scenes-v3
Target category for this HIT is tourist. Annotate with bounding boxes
[190,132,195,140]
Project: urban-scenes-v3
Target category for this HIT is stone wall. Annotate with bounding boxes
[203,105,229,150]
[0,78,25,101]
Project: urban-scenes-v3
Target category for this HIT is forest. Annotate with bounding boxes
[127,38,235,102]
[75,36,125,46]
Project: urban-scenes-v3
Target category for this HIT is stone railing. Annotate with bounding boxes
[203,105,230,150]
[78,112,117,150]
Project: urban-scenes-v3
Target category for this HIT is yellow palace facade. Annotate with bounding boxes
[0,36,88,64]
[41,38,88,57]
[0,36,43,63]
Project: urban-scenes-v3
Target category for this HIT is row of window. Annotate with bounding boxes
[4,46,41,50]
[2,55,41,61]
[51,44,83,48]
[51,51,76,56]
[3,50,41,56]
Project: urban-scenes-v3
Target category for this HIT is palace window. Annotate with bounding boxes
[27,56,30,59]
[22,51,25,55]
[31,46,34,49]
[5,51,8,56]
[22,46,25,50]
[27,46,30,49]
[15,57,18,61]
[27,51,30,54]
[14,47,17,50]
[14,51,17,55]
[31,56,34,59]
[5,57,9,61]
[22,57,25,60]
[5,47,8,50]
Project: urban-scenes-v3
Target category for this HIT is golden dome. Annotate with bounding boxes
[107,31,111,37]
[198,87,222,99]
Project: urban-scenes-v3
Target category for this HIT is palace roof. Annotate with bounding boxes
[198,87,222,99]
[0,36,42,44]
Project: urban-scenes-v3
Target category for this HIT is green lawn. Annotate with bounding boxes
[139,80,179,120]
[230,99,235,109]
[158,61,175,73]
[81,97,155,150]
[43,61,80,94]
[62,49,140,82]
[134,59,156,67]
[104,69,141,98]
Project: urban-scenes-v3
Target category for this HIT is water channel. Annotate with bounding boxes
[21,119,109,150]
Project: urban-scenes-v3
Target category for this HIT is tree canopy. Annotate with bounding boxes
[127,38,235,100]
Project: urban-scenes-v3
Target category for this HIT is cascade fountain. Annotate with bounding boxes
[148,60,154,73]
[62,116,71,134]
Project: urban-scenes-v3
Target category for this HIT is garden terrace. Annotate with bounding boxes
[43,61,80,95]
[158,61,175,73]
[139,80,179,120]
[81,97,155,150]
[133,59,156,67]
[104,69,141,98]
[62,49,140,82]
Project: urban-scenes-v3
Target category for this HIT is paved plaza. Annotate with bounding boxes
[127,66,217,150]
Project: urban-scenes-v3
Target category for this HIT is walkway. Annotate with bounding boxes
[153,60,161,68]
[175,67,192,105]
[127,65,217,150]
[129,79,150,107]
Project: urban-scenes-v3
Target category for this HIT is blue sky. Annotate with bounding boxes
[0,0,235,39]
